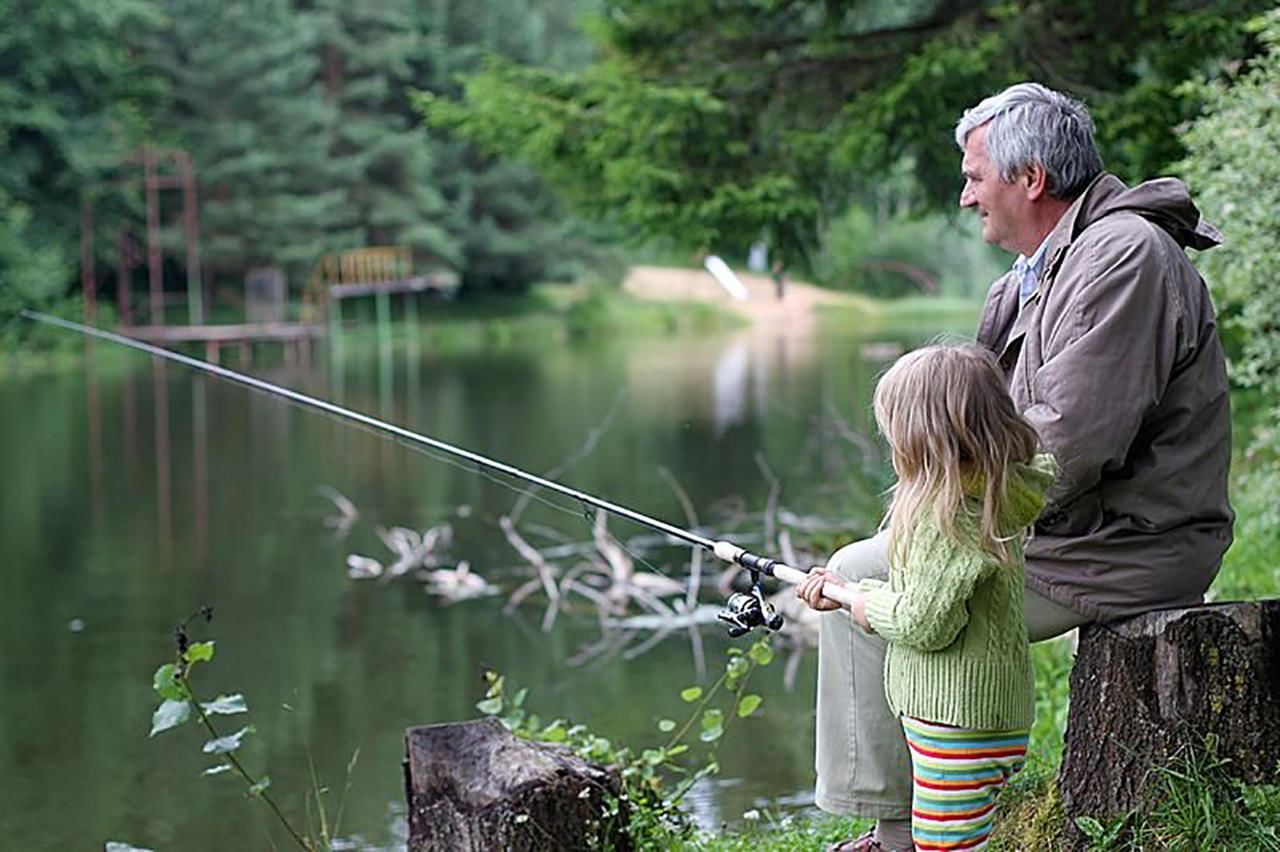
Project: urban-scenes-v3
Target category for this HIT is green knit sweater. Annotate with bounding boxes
[859,454,1056,731]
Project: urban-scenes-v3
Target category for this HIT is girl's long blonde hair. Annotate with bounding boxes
[873,343,1039,566]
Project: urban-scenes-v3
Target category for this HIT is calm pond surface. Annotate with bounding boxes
[0,318,955,850]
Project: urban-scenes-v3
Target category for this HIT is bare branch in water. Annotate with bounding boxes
[658,466,704,613]
[318,485,358,538]
[499,515,561,613]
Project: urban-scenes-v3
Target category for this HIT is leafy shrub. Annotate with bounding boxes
[1180,10,1280,453]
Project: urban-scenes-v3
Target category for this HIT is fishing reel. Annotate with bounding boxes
[717,581,784,637]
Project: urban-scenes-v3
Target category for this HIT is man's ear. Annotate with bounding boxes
[1023,163,1049,201]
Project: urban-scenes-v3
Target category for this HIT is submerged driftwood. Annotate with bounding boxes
[404,718,629,851]
[1059,600,1280,847]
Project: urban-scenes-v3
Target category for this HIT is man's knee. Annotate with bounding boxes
[1025,588,1088,642]
[827,529,890,583]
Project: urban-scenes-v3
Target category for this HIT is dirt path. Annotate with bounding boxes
[621,264,864,334]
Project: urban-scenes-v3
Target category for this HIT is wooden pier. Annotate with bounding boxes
[125,322,324,366]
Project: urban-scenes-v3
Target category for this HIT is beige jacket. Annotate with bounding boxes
[976,173,1234,621]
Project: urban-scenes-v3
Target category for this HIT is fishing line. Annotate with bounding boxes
[23,310,861,632]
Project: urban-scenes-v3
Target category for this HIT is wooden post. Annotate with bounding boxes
[117,232,133,327]
[81,199,96,324]
[144,147,164,325]
[1059,600,1280,848]
[179,151,204,325]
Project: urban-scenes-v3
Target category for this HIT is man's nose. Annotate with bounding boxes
[959,183,975,208]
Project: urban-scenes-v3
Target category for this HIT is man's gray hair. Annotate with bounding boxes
[955,83,1103,200]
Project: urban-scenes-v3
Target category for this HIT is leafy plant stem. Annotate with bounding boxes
[183,678,312,851]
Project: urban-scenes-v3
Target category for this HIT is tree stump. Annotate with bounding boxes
[1059,600,1280,846]
[403,717,629,851]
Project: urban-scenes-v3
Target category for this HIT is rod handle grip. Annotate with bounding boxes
[712,541,860,609]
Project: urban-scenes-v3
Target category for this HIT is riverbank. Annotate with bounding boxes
[1,269,984,376]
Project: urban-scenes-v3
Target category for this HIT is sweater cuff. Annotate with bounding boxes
[863,587,904,641]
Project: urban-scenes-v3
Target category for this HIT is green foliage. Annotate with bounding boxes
[1180,9,1280,454]
[427,0,1271,267]
[811,203,1005,298]
[152,0,357,281]
[0,0,161,328]
[419,61,820,268]
[476,637,777,849]
[310,0,457,265]
[988,767,1065,850]
[1067,746,1280,851]
[147,611,351,851]
[1212,450,1280,602]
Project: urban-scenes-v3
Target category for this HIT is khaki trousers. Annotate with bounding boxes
[813,531,1087,817]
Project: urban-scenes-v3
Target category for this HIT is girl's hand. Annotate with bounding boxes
[795,568,846,612]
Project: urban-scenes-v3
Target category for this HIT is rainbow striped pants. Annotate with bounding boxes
[900,716,1029,850]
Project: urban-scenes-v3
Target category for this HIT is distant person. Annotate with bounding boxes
[807,82,1233,852]
[798,344,1055,852]
[770,259,786,301]
[748,240,769,274]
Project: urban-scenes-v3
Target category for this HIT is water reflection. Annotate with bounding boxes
[0,324,918,849]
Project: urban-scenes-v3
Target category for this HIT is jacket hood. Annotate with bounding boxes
[1071,174,1221,251]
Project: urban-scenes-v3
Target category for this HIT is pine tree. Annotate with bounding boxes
[416,0,605,295]
[312,0,456,267]
[0,0,162,328]
[155,0,356,288]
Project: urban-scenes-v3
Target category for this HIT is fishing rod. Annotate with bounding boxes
[22,310,859,633]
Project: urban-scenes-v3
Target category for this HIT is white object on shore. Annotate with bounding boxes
[703,255,750,301]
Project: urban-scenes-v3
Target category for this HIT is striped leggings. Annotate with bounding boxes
[900,716,1029,851]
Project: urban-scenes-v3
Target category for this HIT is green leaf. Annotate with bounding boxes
[657,718,677,733]
[698,704,724,741]
[202,764,233,776]
[666,744,689,758]
[540,721,567,742]
[202,725,255,755]
[248,776,271,797]
[153,664,184,701]
[476,697,503,715]
[183,641,215,664]
[748,640,774,666]
[201,694,248,715]
[642,747,665,766]
[737,694,763,717]
[150,699,191,737]
[680,686,703,703]
[512,687,528,708]
[106,844,154,852]
[484,673,505,699]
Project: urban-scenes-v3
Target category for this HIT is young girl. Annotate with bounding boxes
[797,343,1055,851]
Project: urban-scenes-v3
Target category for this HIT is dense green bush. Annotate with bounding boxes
[1181,9,1280,451]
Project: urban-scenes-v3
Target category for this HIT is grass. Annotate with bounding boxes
[298,281,744,355]
[817,295,982,338]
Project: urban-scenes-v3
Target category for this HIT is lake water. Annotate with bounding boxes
[0,319,947,849]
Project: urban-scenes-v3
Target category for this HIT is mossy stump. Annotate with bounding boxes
[1059,600,1280,848]
[403,717,629,851]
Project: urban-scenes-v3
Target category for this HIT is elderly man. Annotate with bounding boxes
[808,83,1234,852]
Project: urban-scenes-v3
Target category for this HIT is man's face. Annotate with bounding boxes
[959,124,1028,254]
